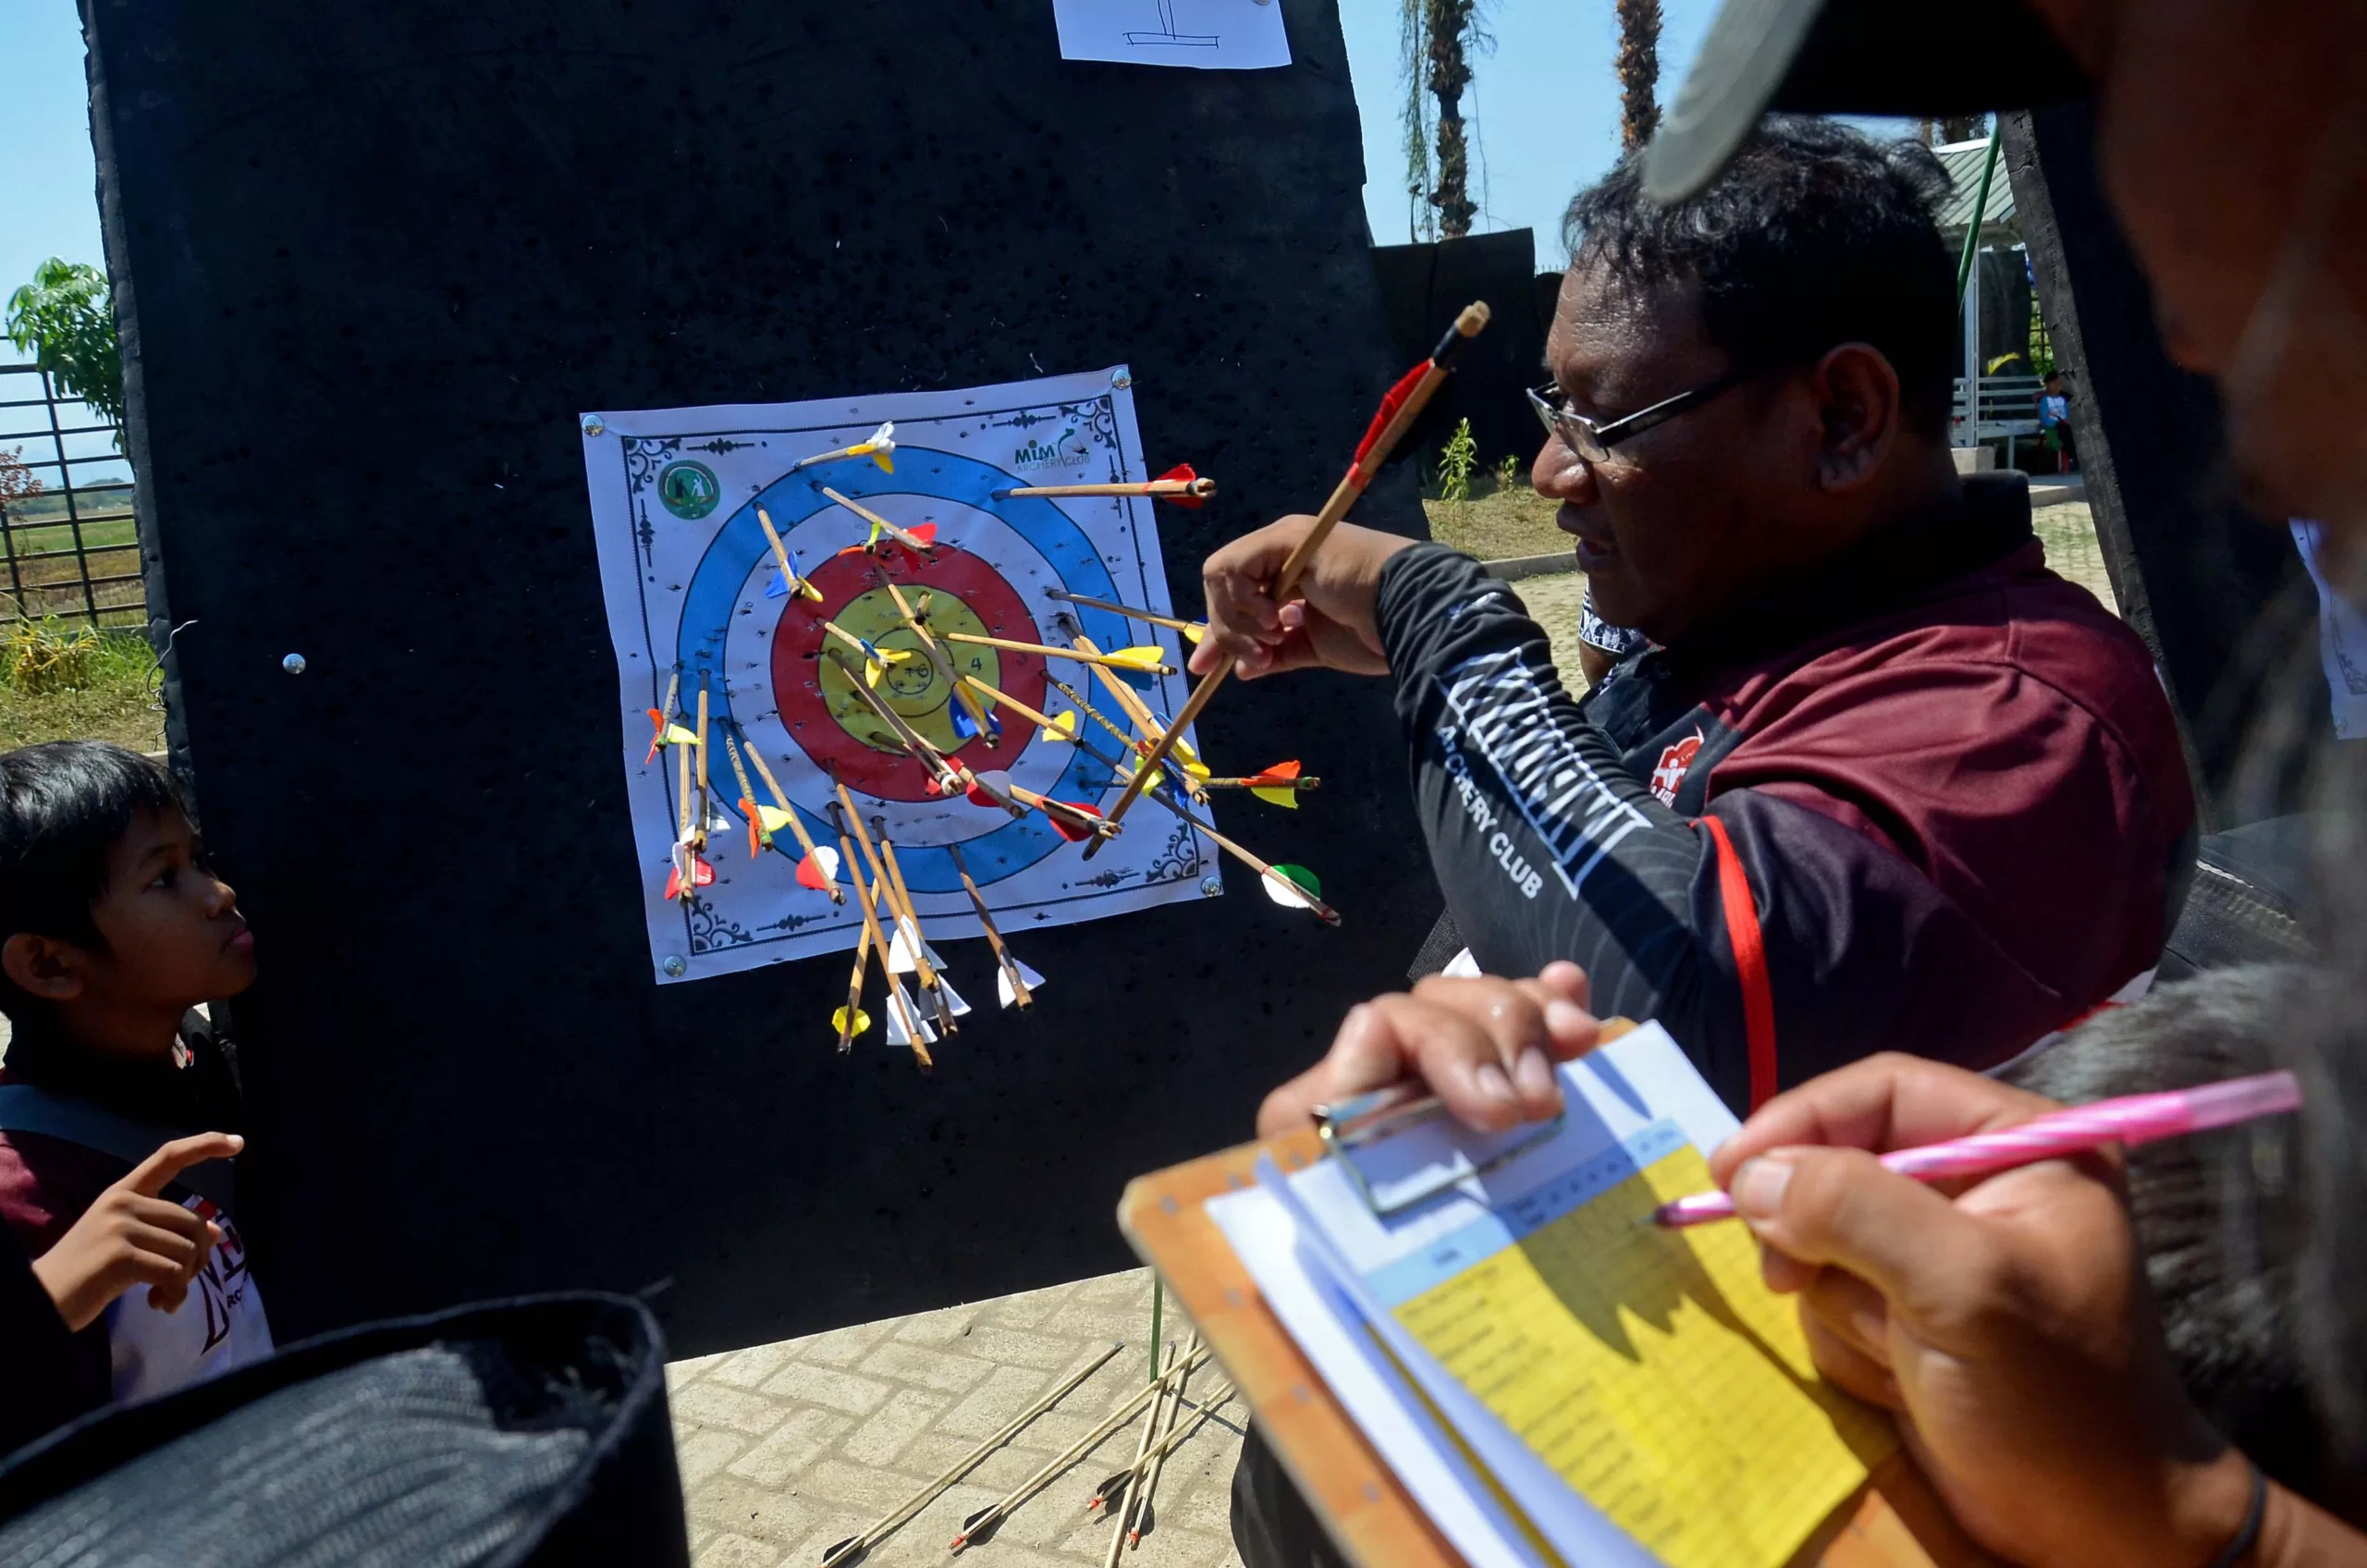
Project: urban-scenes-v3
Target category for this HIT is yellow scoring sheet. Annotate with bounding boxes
[1381,1133,1895,1568]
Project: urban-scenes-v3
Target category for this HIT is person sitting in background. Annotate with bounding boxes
[2039,370,2079,472]
[0,741,267,1407]
[1198,117,2193,1120]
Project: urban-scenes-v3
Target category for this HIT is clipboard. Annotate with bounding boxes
[1116,1072,2001,1568]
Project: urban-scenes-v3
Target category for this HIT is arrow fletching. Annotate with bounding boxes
[1155,462,1208,508]
[1047,800,1104,842]
[1107,645,1167,672]
[797,845,841,891]
[1040,710,1080,744]
[924,974,973,1023]
[662,723,700,746]
[1251,786,1301,809]
[996,957,1046,1010]
[1261,864,1321,910]
[821,1537,868,1568]
[742,797,767,854]
[965,768,1015,808]
[759,803,798,835]
[831,1005,872,1040]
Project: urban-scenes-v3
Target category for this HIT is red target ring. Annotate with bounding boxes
[771,543,1049,802]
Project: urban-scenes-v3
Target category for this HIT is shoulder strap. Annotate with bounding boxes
[1699,815,1780,1113]
[0,1084,237,1210]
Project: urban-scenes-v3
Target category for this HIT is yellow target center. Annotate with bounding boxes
[821,585,1006,754]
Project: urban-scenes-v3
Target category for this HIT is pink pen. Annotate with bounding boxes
[1650,1070,2304,1228]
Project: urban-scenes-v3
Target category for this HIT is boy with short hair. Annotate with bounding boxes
[0,741,269,1404]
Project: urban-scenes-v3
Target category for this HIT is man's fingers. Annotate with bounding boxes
[1801,1263,1894,1366]
[1709,1054,2054,1185]
[1728,1145,1993,1308]
[125,1131,243,1199]
[1799,1308,1904,1411]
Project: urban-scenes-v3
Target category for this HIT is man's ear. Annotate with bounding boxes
[3,933,87,1003]
[1809,342,1906,492]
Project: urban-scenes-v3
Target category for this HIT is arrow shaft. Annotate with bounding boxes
[1106,1344,1172,1568]
[873,827,952,1018]
[946,842,1029,1008]
[836,786,944,1003]
[957,1347,1210,1549]
[829,653,964,792]
[1130,1335,1198,1548]
[1067,634,1206,802]
[825,1344,1123,1568]
[754,504,799,584]
[1101,302,1488,838]
[742,740,840,900]
[839,876,877,1052]
[695,672,714,834]
[820,485,935,553]
[876,574,999,741]
[1044,589,1205,637]
[831,799,930,1066]
[1200,776,1320,791]
[960,673,1061,735]
[1000,479,1213,500]
[938,632,1173,674]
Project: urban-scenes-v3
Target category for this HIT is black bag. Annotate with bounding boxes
[0,1292,689,1567]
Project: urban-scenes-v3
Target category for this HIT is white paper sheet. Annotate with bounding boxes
[580,368,1215,984]
[1052,0,1292,69]
[1208,1023,1744,1568]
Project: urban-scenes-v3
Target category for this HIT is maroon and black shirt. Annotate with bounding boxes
[1376,472,2197,1116]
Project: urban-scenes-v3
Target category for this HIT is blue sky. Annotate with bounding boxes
[2,0,1725,373]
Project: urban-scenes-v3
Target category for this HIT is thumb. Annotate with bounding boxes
[1731,1145,1992,1306]
[125,1132,243,1199]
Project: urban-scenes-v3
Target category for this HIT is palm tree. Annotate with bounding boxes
[1615,0,1662,152]
[1400,0,1482,239]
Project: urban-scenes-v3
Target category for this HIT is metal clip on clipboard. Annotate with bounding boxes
[1312,1081,1564,1217]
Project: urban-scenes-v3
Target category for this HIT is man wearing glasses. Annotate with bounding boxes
[1193,116,2193,1118]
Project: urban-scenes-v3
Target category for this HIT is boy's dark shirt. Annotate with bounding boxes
[1376,471,2197,1112]
[0,1225,104,1455]
[0,1009,245,1428]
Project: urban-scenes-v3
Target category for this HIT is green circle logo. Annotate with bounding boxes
[657,459,720,520]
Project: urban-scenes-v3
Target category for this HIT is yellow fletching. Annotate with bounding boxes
[870,450,894,473]
[1251,786,1300,809]
[662,724,701,746]
[833,1005,872,1039]
[758,804,796,833]
[1182,623,1205,644]
[1040,711,1080,743]
[1109,646,1166,670]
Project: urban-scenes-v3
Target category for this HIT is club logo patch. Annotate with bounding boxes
[1650,729,1705,806]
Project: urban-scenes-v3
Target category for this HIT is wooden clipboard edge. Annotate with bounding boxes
[1117,1118,2000,1568]
[1119,1125,1462,1568]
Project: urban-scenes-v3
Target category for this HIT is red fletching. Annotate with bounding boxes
[1155,462,1206,509]
[965,779,999,807]
[1244,759,1303,786]
[907,521,938,545]
[1346,361,1429,486]
[1047,800,1103,842]
[742,797,762,857]
[644,708,666,764]
[663,854,716,901]
[795,852,830,891]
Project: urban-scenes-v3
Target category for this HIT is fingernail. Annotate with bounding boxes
[1543,1000,1591,1041]
[1515,1047,1554,1100]
[1735,1158,1792,1220]
[1473,1062,1515,1105]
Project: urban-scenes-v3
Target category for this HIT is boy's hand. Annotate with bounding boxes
[31,1132,240,1331]
[1711,1058,2258,1568]
[1257,963,1598,1138]
[1190,518,1416,681]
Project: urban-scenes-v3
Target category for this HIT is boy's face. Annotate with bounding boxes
[89,806,256,1011]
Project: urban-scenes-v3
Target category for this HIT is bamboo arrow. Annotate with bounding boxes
[1095,300,1491,848]
[742,739,844,900]
[1062,628,1207,801]
[937,632,1173,676]
[950,1345,1211,1552]
[835,874,879,1052]
[964,769,1114,842]
[754,505,825,602]
[817,1342,1122,1568]
[723,731,767,859]
[1044,588,1207,643]
[829,799,931,1068]
[1103,1342,1175,1568]
[992,465,1215,506]
[646,668,690,762]
[816,618,918,689]
[1069,731,1340,925]
[1128,1333,1200,1548]
[1085,1380,1238,1513]
[875,823,967,1033]
[946,841,1034,1011]
[693,670,714,849]
[791,420,896,476]
[836,784,952,1031]
[873,571,1000,745]
[819,484,938,556]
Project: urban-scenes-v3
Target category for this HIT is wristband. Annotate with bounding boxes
[2202,1461,2267,1568]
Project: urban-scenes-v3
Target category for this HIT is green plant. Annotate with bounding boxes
[1,612,101,694]
[1494,453,1521,493]
[0,447,41,517]
[1437,417,1479,504]
[6,260,122,430]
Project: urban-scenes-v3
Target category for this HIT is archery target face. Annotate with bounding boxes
[583,368,1218,985]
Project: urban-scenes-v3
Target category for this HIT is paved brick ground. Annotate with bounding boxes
[669,1268,1245,1568]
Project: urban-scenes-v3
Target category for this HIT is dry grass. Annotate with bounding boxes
[0,628,166,753]
[1422,486,1569,561]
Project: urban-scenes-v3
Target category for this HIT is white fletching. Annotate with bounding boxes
[996,958,1047,1010]
[884,978,938,1046]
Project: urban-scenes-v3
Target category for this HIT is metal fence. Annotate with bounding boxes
[0,363,142,628]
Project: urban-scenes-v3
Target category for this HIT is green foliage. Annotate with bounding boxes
[2027,314,2056,378]
[5,260,122,430]
[1494,453,1522,494]
[1437,417,1479,504]
[1,613,100,694]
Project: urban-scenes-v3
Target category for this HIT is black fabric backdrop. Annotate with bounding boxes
[83,0,1442,1352]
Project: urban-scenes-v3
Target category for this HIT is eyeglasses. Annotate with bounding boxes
[1526,368,1753,464]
